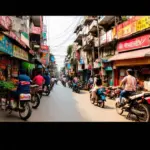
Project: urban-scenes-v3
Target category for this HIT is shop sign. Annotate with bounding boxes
[41,45,49,50]
[112,26,117,39]
[41,52,49,65]
[0,34,13,55]
[0,16,12,30]
[117,23,123,39]
[117,34,150,52]
[100,33,107,44]
[13,45,29,61]
[106,30,112,42]
[3,31,26,48]
[122,19,132,37]
[136,16,150,32]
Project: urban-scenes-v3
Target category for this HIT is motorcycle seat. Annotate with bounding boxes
[30,84,39,88]
[129,93,144,100]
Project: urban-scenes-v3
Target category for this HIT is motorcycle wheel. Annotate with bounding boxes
[98,101,105,108]
[137,104,150,122]
[115,102,124,115]
[32,94,40,109]
[46,88,51,96]
[19,102,32,120]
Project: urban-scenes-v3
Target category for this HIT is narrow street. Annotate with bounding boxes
[0,82,130,122]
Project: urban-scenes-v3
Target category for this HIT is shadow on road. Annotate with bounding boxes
[104,105,115,109]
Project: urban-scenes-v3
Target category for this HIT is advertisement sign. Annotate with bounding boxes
[41,45,49,50]
[31,26,41,35]
[136,16,150,32]
[117,24,123,39]
[100,33,107,44]
[106,30,112,42]
[112,26,117,39]
[0,16,12,30]
[122,19,132,37]
[13,45,29,61]
[0,33,13,55]
[117,34,150,52]
[41,52,49,65]
[3,31,26,48]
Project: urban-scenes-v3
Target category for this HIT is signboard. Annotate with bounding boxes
[0,33,13,55]
[41,45,49,50]
[117,24,123,39]
[117,34,150,52]
[31,26,41,34]
[136,16,150,32]
[122,19,132,37]
[21,32,29,47]
[3,31,26,48]
[13,45,29,61]
[106,30,112,42]
[0,16,12,30]
[41,52,49,65]
[100,33,106,44]
[112,26,117,39]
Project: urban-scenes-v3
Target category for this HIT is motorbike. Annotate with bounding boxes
[42,84,51,96]
[90,87,106,108]
[61,80,66,87]
[30,84,41,109]
[0,87,32,120]
[109,86,122,100]
[105,86,118,99]
[72,82,80,93]
[68,81,73,89]
[115,92,150,122]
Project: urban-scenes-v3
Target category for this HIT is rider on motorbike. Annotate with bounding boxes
[119,69,136,107]
[91,78,103,104]
[11,69,31,108]
[43,72,50,91]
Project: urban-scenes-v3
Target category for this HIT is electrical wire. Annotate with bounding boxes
[50,17,83,48]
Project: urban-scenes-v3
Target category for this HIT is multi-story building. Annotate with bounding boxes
[0,16,45,80]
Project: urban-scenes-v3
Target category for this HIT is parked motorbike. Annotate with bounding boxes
[115,92,150,122]
[72,82,80,93]
[0,88,32,120]
[30,84,40,109]
[110,86,122,99]
[90,87,106,108]
[68,81,73,89]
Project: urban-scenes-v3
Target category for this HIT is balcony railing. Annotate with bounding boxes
[98,16,115,25]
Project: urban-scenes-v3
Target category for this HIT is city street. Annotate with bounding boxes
[0,82,130,122]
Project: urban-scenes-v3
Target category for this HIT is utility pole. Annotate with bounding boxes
[96,16,103,84]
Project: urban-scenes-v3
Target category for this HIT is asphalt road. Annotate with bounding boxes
[0,82,130,122]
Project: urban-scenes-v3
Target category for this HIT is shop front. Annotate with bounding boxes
[110,33,150,87]
[0,33,13,81]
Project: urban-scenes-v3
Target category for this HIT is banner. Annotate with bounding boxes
[136,16,150,32]
[117,24,123,39]
[117,34,150,52]
[13,45,29,61]
[112,26,117,39]
[0,16,12,30]
[122,19,132,37]
[0,33,13,55]
[21,32,29,47]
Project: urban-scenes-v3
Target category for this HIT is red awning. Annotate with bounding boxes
[109,48,150,61]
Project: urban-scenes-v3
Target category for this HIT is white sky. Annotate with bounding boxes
[44,16,83,71]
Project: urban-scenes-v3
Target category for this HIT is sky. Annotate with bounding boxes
[44,16,83,71]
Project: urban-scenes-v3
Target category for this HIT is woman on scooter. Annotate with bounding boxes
[91,78,103,104]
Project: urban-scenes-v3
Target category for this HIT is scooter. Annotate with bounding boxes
[0,88,32,120]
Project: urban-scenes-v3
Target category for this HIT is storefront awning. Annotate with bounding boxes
[109,48,150,61]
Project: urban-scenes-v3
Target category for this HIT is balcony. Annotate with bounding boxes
[31,16,41,27]
[98,16,115,25]
[89,20,98,33]
[82,25,90,35]
[83,16,97,25]
[74,30,83,43]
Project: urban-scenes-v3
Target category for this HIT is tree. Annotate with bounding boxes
[67,45,73,57]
